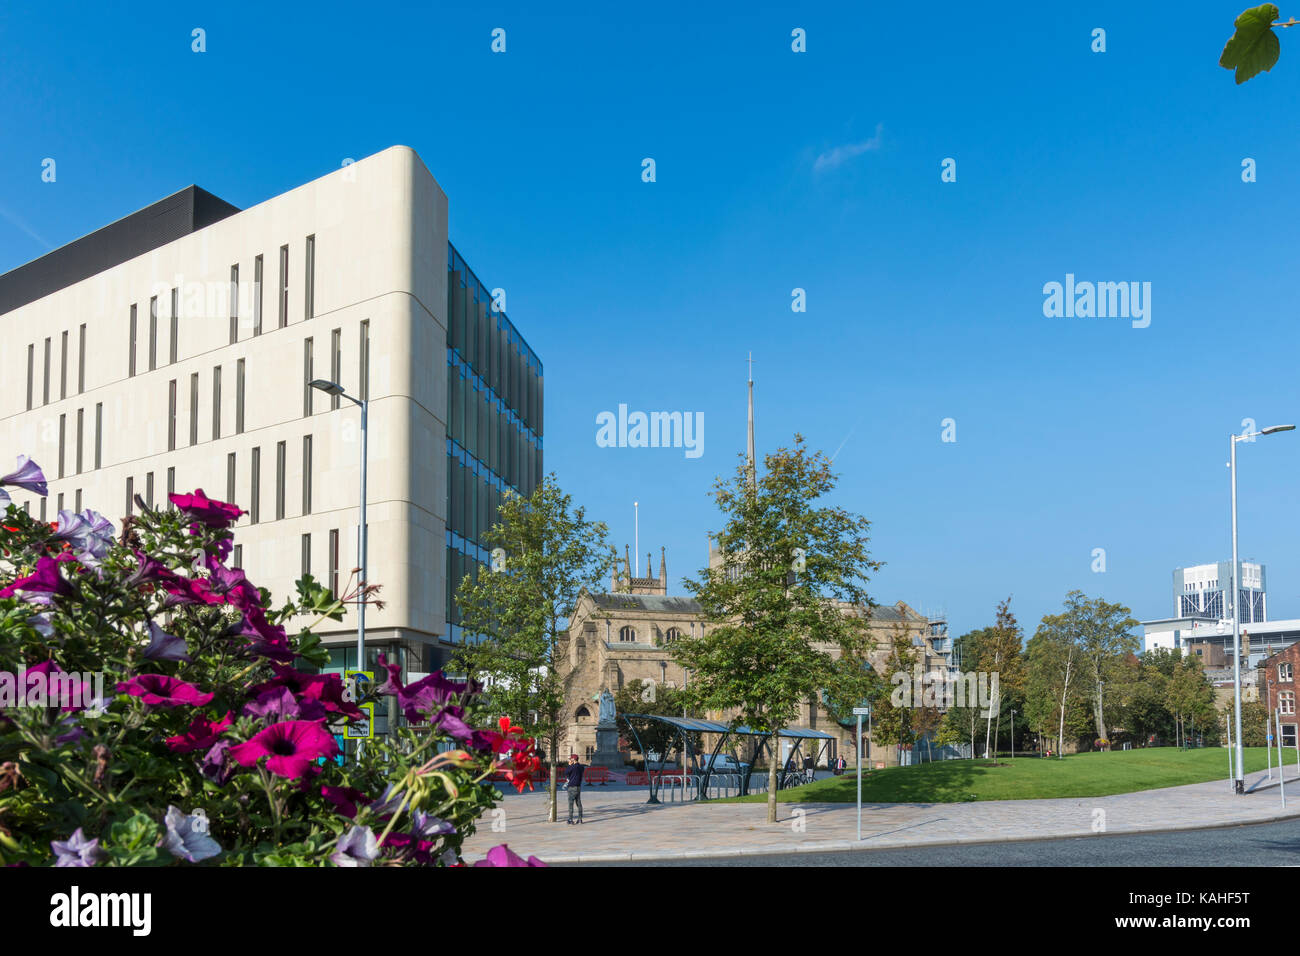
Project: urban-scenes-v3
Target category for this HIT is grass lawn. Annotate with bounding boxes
[719,748,1282,804]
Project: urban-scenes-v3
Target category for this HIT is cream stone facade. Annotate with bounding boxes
[558,543,945,768]
[0,146,542,687]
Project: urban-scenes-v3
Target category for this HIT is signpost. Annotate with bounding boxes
[342,670,375,745]
[853,706,871,841]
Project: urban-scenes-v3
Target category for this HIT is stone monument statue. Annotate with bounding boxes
[597,689,617,727]
[590,688,624,769]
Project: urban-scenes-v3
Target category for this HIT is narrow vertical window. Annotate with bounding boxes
[302,435,313,514]
[74,489,82,512]
[56,493,64,513]
[232,544,243,568]
[250,447,261,524]
[126,478,134,518]
[303,337,314,416]
[301,533,312,576]
[253,254,264,335]
[304,235,315,320]
[226,452,236,504]
[229,265,239,344]
[75,408,83,474]
[146,472,154,509]
[189,373,199,446]
[149,296,158,371]
[129,305,137,377]
[212,366,222,439]
[168,380,177,451]
[167,467,175,500]
[170,289,179,363]
[328,529,339,598]
[43,337,51,405]
[359,320,370,401]
[278,245,289,327]
[330,328,342,410]
[94,403,102,469]
[78,324,86,393]
[236,359,245,434]
[40,498,46,522]
[26,344,33,410]
[60,330,68,399]
[275,441,286,520]
[57,414,65,479]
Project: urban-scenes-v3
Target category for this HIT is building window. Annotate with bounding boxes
[226,452,236,504]
[253,254,264,336]
[129,305,137,377]
[330,328,342,410]
[189,373,199,446]
[302,435,313,514]
[301,533,311,576]
[1284,725,1298,748]
[278,245,289,327]
[1282,691,1296,716]
[60,330,68,400]
[304,235,315,320]
[328,529,339,598]
[359,320,370,401]
[74,489,81,512]
[126,477,134,518]
[43,337,50,405]
[149,296,158,371]
[26,344,33,410]
[94,403,102,469]
[78,324,86,392]
[170,288,179,364]
[236,359,245,434]
[75,408,83,474]
[232,544,242,569]
[57,414,65,479]
[212,366,222,439]
[165,380,177,451]
[250,447,261,524]
[275,441,286,520]
[229,265,239,344]
[618,626,637,643]
[303,338,313,416]
[167,380,177,451]
[39,498,45,522]
[1281,662,1294,682]
[167,467,175,501]
[664,628,680,644]
[145,472,154,509]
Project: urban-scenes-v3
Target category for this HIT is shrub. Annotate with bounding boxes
[0,457,543,867]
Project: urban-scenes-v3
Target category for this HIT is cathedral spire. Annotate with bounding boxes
[746,352,756,489]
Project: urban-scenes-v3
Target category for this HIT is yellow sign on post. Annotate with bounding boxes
[345,702,375,740]
[342,670,375,740]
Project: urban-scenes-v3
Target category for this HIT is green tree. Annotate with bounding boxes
[614,679,695,768]
[1025,615,1089,758]
[973,599,1024,760]
[672,436,880,823]
[948,627,996,757]
[451,475,616,824]
[1220,4,1295,83]
[1046,591,1139,748]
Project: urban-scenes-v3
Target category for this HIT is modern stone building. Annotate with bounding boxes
[0,146,541,689]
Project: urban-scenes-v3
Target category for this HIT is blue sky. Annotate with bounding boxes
[1,1,1297,639]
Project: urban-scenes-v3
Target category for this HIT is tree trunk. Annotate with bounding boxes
[767,733,779,824]
[1058,655,1072,759]
[1094,687,1107,748]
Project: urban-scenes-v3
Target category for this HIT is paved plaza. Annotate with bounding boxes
[462,767,1300,864]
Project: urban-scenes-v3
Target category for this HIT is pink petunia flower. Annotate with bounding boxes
[229,720,339,780]
[116,674,214,708]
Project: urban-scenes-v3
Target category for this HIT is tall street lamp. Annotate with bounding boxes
[1229,423,1294,793]
[310,379,369,703]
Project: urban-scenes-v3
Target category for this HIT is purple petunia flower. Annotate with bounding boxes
[229,720,339,780]
[168,488,245,529]
[331,826,380,867]
[50,828,102,867]
[410,810,455,838]
[116,674,213,708]
[200,739,235,785]
[0,555,76,600]
[242,686,304,721]
[1,455,47,497]
[162,806,221,863]
[472,844,546,867]
[50,509,115,565]
[143,621,191,662]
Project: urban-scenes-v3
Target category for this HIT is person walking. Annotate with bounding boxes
[564,753,585,825]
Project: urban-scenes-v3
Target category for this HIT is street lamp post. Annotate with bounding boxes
[1229,423,1294,794]
[310,379,369,747]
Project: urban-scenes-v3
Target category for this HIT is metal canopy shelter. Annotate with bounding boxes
[620,714,836,802]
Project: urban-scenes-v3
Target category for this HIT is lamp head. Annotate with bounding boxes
[309,379,345,397]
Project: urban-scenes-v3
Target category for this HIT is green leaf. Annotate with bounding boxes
[1220,4,1281,84]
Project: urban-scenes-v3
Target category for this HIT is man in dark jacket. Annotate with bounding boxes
[564,754,585,824]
